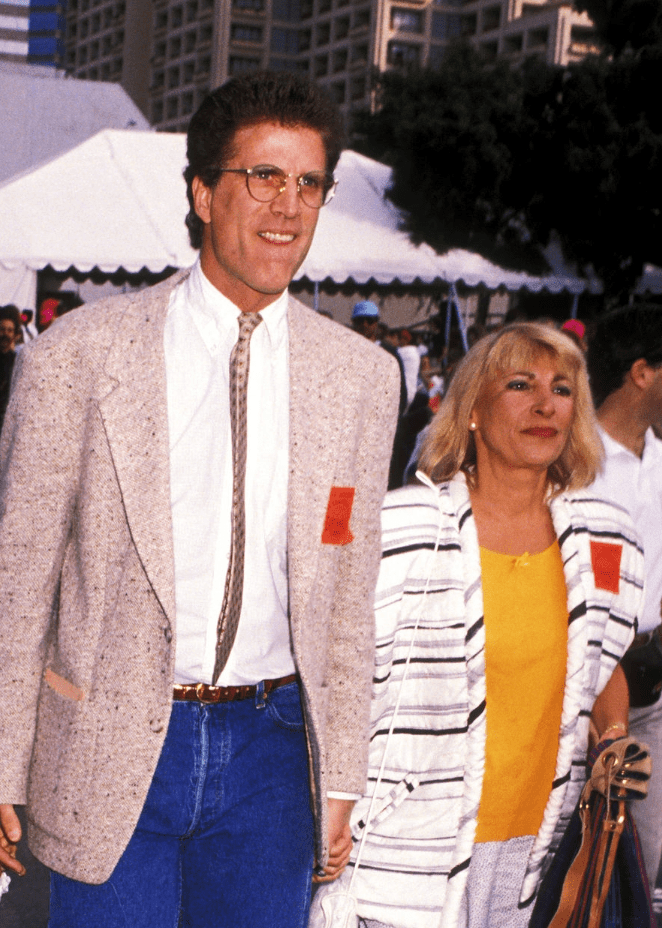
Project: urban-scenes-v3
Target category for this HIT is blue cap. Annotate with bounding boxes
[352,300,380,320]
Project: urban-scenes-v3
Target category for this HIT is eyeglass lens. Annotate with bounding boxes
[246,165,335,208]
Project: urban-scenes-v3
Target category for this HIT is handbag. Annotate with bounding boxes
[530,736,654,928]
[620,627,662,708]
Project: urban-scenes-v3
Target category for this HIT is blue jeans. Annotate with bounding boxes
[49,681,314,928]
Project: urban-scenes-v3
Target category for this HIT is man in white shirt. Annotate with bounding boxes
[588,304,662,891]
[0,72,399,927]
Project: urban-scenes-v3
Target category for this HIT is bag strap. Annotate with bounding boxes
[349,491,446,891]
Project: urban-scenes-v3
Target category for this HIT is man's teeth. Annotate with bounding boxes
[260,232,295,243]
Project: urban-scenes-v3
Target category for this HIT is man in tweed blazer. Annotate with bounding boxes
[0,73,399,927]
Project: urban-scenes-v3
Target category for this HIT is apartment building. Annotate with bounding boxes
[0,0,29,61]
[63,0,599,130]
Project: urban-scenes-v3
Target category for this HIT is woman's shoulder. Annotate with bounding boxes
[556,488,641,547]
[380,477,465,556]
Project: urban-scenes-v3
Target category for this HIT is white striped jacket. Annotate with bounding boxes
[344,472,643,928]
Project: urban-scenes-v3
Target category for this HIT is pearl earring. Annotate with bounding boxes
[469,422,477,431]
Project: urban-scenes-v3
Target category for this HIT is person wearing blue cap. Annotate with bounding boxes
[351,300,380,342]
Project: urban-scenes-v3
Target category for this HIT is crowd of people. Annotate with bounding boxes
[0,68,660,928]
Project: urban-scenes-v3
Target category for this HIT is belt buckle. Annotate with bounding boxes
[195,682,220,704]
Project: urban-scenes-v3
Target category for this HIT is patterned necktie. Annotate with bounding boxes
[213,311,263,682]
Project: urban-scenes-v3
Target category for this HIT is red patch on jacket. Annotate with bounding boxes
[590,540,622,594]
[322,487,355,545]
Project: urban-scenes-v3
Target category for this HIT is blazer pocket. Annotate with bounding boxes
[44,667,85,701]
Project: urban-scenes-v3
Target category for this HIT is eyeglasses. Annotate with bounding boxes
[217,163,337,209]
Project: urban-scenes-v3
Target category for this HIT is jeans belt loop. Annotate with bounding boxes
[255,679,266,710]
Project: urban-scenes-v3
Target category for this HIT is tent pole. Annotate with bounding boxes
[450,283,469,353]
[570,292,579,319]
[314,281,319,312]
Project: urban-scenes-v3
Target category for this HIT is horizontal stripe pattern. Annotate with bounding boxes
[330,473,643,928]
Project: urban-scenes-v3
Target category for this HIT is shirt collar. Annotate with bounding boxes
[598,423,656,463]
[177,259,289,353]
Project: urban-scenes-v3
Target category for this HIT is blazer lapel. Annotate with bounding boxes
[98,276,183,630]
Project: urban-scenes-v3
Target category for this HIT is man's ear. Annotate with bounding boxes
[629,357,655,392]
[192,176,212,225]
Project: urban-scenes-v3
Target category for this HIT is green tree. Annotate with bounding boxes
[357,41,662,302]
[355,44,547,273]
[574,0,662,54]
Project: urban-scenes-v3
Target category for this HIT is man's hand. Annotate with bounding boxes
[312,798,354,884]
[0,805,25,876]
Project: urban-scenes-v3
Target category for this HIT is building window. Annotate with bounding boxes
[169,35,181,56]
[153,100,164,123]
[183,59,195,81]
[334,15,349,39]
[229,55,260,72]
[352,8,369,29]
[460,12,476,36]
[153,69,165,88]
[318,0,331,12]
[171,5,183,26]
[272,0,299,20]
[316,21,330,44]
[167,96,179,119]
[390,8,422,32]
[503,33,522,53]
[198,53,211,73]
[231,23,262,41]
[299,0,312,16]
[314,53,327,75]
[332,47,347,70]
[168,65,180,87]
[350,74,365,99]
[387,40,420,66]
[184,29,196,51]
[271,27,299,53]
[527,26,548,49]
[431,11,461,38]
[199,22,213,41]
[481,4,500,31]
[233,0,265,9]
[182,91,194,114]
[351,41,368,63]
[330,81,345,104]
[186,0,198,21]
[91,12,100,31]
[298,27,311,49]
[80,18,89,37]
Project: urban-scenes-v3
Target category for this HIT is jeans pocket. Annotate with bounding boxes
[265,682,306,731]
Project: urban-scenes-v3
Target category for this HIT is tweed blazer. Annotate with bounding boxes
[0,269,400,883]
[327,473,643,928]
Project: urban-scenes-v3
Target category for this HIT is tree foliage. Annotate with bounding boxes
[574,0,662,54]
[356,40,662,302]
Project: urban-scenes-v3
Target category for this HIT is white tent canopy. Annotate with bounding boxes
[0,128,587,294]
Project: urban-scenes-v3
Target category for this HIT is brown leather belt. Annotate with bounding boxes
[173,673,298,705]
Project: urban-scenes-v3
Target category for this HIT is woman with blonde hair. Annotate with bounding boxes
[312,322,644,928]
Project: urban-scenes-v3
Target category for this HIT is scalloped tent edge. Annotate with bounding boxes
[0,130,656,299]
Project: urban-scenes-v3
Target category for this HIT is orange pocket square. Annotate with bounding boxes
[322,487,355,545]
[590,540,622,594]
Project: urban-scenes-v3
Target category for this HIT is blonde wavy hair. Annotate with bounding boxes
[418,322,603,494]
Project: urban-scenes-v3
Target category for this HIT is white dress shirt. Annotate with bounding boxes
[591,426,662,633]
[165,261,294,685]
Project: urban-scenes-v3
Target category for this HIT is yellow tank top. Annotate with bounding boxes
[474,542,568,843]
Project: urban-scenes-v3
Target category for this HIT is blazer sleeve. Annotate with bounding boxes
[322,350,400,794]
[0,332,86,803]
